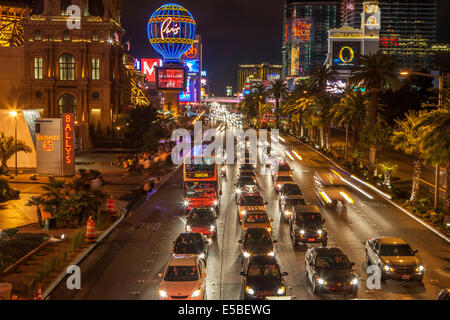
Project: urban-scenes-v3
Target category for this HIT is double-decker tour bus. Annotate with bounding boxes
[183,156,221,212]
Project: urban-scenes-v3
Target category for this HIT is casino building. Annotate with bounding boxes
[0,0,146,150]
[237,63,282,93]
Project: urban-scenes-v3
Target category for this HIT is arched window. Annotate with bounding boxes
[59,53,75,80]
[59,94,77,119]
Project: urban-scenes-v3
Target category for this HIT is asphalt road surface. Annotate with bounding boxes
[50,120,450,300]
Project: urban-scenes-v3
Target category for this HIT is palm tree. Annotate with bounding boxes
[415,106,450,215]
[391,110,430,204]
[26,196,43,228]
[268,79,288,128]
[350,52,401,176]
[311,64,337,93]
[0,132,32,171]
[377,162,398,187]
[253,83,267,128]
[330,90,368,164]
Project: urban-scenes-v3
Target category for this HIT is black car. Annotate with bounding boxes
[305,247,358,295]
[239,228,276,262]
[240,256,288,300]
[186,208,217,238]
[289,205,327,247]
[171,233,208,262]
[235,176,259,202]
[280,183,302,198]
[437,288,450,300]
[279,196,306,221]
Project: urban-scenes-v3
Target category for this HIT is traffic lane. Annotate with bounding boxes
[50,167,186,300]
[282,139,450,299]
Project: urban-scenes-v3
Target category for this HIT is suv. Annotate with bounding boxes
[235,175,259,202]
[242,210,274,234]
[239,228,276,262]
[271,161,293,179]
[305,247,358,296]
[186,208,217,238]
[365,237,424,282]
[289,205,327,247]
[240,256,288,300]
[237,191,267,223]
[274,173,294,192]
[171,233,208,262]
[313,170,353,212]
[158,254,207,300]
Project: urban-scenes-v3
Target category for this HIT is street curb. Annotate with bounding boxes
[284,132,450,244]
[41,165,180,300]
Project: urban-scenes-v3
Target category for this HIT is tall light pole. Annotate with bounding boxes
[400,70,443,210]
[9,110,18,176]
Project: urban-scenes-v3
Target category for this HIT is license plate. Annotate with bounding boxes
[402,275,410,280]
[308,238,315,242]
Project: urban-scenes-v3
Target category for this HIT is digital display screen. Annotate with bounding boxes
[184,60,200,73]
[156,67,186,90]
[332,41,361,70]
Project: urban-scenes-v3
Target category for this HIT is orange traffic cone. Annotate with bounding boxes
[86,216,96,243]
[107,195,115,215]
[37,283,42,300]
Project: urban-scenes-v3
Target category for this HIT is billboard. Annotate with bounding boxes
[179,76,198,102]
[182,38,200,60]
[286,18,312,44]
[62,113,75,175]
[141,59,160,82]
[184,60,200,73]
[156,67,186,90]
[332,41,361,70]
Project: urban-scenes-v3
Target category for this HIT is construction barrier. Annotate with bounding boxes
[86,216,96,243]
[107,195,115,215]
[37,283,42,300]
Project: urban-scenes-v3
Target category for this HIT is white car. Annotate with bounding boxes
[158,254,207,300]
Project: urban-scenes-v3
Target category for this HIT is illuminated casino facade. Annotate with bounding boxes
[238,63,282,93]
[341,0,438,70]
[282,0,340,78]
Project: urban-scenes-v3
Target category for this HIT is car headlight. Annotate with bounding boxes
[210,225,216,232]
[416,265,424,272]
[277,287,285,295]
[317,230,323,235]
[192,289,201,297]
[186,225,191,232]
[213,200,218,206]
[199,253,205,259]
[277,184,281,189]
[183,201,189,207]
[351,278,358,285]
[236,188,241,194]
[245,286,255,295]
[317,278,325,285]
[284,210,292,216]
[384,265,394,272]
[267,251,275,257]
[300,229,305,235]
[243,251,251,258]
[158,290,168,298]
[240,210,246,216]
[267,227,272,233]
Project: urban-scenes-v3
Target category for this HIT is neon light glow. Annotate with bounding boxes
[292,150,302,161]
[284,150,294,160]
[350,175,392,199]
[147,3,196,62]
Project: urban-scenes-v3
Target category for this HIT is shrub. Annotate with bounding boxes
[71,227,86,251]
[96,210,110,230]
[2,227,19,239]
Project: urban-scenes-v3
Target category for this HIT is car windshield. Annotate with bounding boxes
[240,164,254,170]
[277,176,293,182]
[247,264,281,279]
[286,198,306,206]
[240,171,255,177]
[282,184,301,195]
[379,244,415,256]
[315,255,351,269]
[238,177,255,186]
[188,211,214,221]
[241,196,264,206]
[174,238,204,254]
[278,164,291,171]
[244,232,272,245]
[245,214,269,223]
[164,266,199,281]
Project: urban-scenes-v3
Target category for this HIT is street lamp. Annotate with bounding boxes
[400,69,444,209]
[9,110,18,176]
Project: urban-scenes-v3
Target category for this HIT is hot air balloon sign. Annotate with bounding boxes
[147,3,197,63]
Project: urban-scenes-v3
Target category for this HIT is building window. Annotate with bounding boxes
[34,57,43,80]
[59,53,75,80]
[34,30,41,41]
[92,31,99,41]
[64,30,70,41]
[91,58,100,80]
[61,0,72,15]
[59,94,77,119]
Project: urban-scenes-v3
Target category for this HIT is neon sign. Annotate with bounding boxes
[339,46,355,63]
[43,140,54,152]
[62,113,75,175]
[161,17,180,40]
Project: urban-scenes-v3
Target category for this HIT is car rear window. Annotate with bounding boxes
[241,196,264,206]
[277,176,293,182]
[282,184,301,194]
[245,214,269,223]
[164,266,199,281]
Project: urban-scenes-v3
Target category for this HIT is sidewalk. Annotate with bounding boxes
[0,151,153,231]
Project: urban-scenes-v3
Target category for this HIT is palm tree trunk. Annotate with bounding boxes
[328,126,332,152]
[320,128,324,147]
[345,122,349,163]
[410,153,424,204]
[445,162,450,217]
[369,90,378,176]
[275,99,280,129]
[434,163,440,210]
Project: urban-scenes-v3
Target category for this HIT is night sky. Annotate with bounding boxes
[122,0,450,96]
